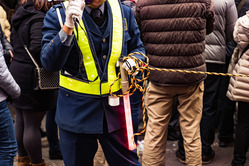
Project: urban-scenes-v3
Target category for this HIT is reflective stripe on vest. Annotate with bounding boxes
[60,0,123,95]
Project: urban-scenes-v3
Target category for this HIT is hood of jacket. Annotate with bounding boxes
[11,1,45,30]
[233,11,249,52]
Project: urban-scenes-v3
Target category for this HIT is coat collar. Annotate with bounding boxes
[83,3,111,38]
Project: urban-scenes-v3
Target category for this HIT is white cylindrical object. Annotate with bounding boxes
[108,96,120,106]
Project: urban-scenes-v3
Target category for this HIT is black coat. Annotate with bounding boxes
[235,0,249,17]
[10,1,57,110]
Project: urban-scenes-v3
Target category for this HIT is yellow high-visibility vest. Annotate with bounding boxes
[60,0,123,95]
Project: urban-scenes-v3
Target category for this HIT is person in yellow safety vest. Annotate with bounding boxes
[41,0,145,165]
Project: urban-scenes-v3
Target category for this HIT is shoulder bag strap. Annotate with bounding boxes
[17,31,40,69]
[240,44,249,58]
[237,0,247,13]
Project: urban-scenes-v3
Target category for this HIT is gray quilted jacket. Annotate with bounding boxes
[0,40,20,102]
[205,0,237,64]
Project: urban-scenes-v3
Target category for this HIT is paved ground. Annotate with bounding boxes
[13,133,249,166]
[11,106,249,166]
[165,138,247,166]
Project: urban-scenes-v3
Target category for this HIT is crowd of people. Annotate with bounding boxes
[0,0,249,166]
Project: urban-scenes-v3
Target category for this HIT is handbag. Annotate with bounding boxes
[18,32,59,90]
[23,46,59,90]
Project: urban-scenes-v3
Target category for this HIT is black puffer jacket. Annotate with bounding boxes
[10,1,57,110]
[136,0,215,86]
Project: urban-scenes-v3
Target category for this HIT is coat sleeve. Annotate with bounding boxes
[0,42,20,99]
[0,26,13,65]
[41,6,74,72]
[205,0,215,35]
[1,32,12,51]
[225,0,238,42]
[126,6,145,61]
[29,18,44,63]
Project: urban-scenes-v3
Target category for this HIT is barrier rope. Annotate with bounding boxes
[109,52,249,156]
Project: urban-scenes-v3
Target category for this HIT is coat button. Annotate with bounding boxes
[103,55,107,60]
[102,38,106,43]
[66,94,69,97]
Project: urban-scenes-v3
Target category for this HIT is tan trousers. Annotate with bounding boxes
[142,82,204,166]
[94,141,109,166]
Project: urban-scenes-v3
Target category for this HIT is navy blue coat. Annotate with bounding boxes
[41,1,145,134]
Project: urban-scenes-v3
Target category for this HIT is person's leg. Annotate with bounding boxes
[217,75,236,145]
[168,97,179,141]
[218,48,236,144]
[130,89,142,141]
[178,82,204,166]
[99,124,140,166]
[22,110,45,164]
[231,102,249,166]
[59,127,98,166]
[15,108,31,165]
[0,101,17,166]
[46,108,62,159]
[15,108,28,157]
[201,63,222,158]
[142,82,174,166]
[176,131,185,161]
[94,140,109,166]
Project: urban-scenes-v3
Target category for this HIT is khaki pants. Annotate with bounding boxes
[94,141,109,166]
[142,82,204,166]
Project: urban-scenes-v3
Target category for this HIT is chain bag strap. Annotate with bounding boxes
[17,30,59,90]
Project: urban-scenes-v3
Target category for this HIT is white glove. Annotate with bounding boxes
[65,0,85,29]
[122,59,138,76]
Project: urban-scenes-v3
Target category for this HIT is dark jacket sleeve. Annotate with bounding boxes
[0,26,13,66]
[205,0,215,35]
[29,18,44,64]
[125,5,145,60]
[41,6,74,72]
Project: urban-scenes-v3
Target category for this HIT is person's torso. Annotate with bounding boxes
[10,2,45,92]
[136,0,209,86]
[53,2,135,133]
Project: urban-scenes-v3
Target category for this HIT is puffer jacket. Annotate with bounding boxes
[0,5,10,41]
[205,0,237,64]
[0,40,20,102]
[227,11,249,102]
[136,0,215,86]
